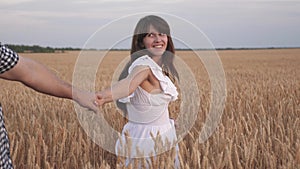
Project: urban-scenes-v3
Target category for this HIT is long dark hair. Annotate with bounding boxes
[117,15,179,115]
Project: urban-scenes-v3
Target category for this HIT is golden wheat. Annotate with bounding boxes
[0,49,299,168]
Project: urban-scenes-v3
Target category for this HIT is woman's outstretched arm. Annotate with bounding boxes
[96,65,150,106]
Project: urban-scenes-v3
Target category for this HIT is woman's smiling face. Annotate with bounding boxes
[143,25,168,57]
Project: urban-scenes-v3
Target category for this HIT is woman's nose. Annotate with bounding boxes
[154,34,162,42]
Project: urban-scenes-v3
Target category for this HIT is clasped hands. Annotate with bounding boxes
[72,89,106,113]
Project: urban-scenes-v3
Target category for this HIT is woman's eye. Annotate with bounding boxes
[147,33,166,37]
[147,33,154,37]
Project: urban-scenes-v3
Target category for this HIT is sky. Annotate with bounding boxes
[1,0,300,49]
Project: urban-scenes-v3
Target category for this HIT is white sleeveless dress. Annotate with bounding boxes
[116,55,179,167]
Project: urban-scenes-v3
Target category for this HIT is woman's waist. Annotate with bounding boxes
[125,118,175,128]
[127,110,170,125]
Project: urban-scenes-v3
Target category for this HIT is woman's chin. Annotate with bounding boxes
[149,49,165,56]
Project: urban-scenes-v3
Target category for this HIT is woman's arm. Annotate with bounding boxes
[0,56,99,112]
[96,65,150,106]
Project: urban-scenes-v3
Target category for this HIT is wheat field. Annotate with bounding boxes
[0,49,299,168]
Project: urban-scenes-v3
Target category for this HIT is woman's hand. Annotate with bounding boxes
[94,66,151,107]
[95,91,106,107]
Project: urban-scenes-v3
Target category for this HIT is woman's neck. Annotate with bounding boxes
[151,55,162,66]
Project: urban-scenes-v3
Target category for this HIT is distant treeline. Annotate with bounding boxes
[6,44,299,53]
[7,44,81,53]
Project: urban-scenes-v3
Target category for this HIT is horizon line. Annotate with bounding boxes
[6,43,300,51]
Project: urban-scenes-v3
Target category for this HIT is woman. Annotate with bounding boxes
[96,15,180,167]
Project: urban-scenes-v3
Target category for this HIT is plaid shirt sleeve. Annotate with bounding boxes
[0,44,19,74]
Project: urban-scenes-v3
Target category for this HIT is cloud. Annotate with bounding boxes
[75,0,136,3]
[73,0,184,4]
[1,0,299,48]
[0,0,35,5]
